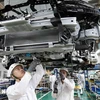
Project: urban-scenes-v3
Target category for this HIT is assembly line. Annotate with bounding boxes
[0,0,99,100]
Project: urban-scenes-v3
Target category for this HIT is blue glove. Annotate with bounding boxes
[53,80,58,93]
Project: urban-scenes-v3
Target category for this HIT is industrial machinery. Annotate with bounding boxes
[0,0,99,70]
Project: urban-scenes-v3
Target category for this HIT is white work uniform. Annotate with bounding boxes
[6,64,45,100]
[51,77,75,100]
[76,73,85,94]
[49,75,56,90]
[77,73,85,88]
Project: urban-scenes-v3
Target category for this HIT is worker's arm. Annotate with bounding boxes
[6,72,31,100]
[30,64,45,89]
[27,59,41,73]
[52,92,58,98]
[51,80,57,98]
[64,78,75,91]
[51,80,58,98]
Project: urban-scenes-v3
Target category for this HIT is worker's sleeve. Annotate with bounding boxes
[30,64,45,89]
[51,92,57,98]
[64,78,75,91]
[51,78,58,98]
[6,72,31,100]
[49,75,52,82]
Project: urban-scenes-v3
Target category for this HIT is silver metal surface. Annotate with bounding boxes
[5,28,60,47]
[0,43,74,56]
[0,17,77,35]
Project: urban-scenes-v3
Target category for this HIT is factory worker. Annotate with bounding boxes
[95,70,100,79]
[51,68,75,100]
[6,59,45,100]
[76,70,85,94]
[96,70,100,77]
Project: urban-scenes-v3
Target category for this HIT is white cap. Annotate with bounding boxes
[7,63,23,77]
[95,70,100,73]
[60,68,69,73]
[79,70,83,74]
[60,68,69,76]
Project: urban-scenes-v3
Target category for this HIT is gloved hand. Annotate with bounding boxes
[53,80,58,93]
[59,72,65,81]
[27,58,41,73]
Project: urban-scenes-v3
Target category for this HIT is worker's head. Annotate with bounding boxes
[79,69,84,74]
[95,70,100,78]
[7,63,25,81]
[60,68,69,77]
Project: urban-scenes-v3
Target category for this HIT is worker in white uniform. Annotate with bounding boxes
[77,70,85,94]
[95,70,100,79]
[6,59,45,100]
[51,68,75,100]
